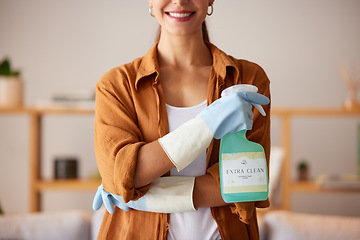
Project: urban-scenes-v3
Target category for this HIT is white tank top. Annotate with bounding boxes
[166,100,221,240]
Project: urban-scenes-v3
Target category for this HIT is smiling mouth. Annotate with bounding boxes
[166,12,195,18]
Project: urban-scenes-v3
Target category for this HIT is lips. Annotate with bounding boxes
[165,11,195,21]
[168,12,192,18]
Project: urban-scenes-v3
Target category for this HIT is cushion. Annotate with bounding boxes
[0,210,91,240]
[263,210,360,240]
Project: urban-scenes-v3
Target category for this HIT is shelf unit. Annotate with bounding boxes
[271,107,360,210]
[0,106,100,212]
[1,106,359,212]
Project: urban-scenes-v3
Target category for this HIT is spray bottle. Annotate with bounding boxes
[219,84,269,203]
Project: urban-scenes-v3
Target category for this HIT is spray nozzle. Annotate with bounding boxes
[221,84,266,116]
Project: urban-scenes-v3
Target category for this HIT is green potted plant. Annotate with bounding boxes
[0,201,4,215]
[297,160,309,181]
[0,58,23,107]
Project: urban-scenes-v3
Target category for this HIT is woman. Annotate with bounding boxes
[93,0,271,239]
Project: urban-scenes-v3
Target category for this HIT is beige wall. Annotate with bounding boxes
[1,0,360,216]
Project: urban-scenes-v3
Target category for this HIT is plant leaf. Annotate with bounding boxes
[0,59,11,75]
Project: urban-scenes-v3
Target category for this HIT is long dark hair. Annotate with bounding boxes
[155,21,210,43]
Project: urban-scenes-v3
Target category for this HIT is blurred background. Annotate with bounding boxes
[0,0,359,228]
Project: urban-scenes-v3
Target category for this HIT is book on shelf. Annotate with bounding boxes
[35,89,95,110]
[316,174,360,190]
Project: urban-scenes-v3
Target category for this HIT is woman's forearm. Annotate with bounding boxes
[133,140,175,189]
[193,174,228,208]
[133,141,227,209]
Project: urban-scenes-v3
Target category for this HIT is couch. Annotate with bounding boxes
[1,208,359,240]
[0,208,105,240]
[260,210,360,240]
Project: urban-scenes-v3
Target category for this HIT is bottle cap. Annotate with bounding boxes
[221,84,266,116]
[221,84,258,97]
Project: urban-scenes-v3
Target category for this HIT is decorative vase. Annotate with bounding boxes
[0,76,23,107]
[338,65,360,111]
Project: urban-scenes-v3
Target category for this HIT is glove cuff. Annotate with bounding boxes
[145,176,196,213]
[158,117,213,172]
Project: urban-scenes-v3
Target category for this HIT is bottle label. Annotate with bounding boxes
[221,152,267,194]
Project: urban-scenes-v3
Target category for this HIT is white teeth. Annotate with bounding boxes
[168,12,192,18]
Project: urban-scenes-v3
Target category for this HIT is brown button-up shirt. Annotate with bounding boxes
[94,42,271,240]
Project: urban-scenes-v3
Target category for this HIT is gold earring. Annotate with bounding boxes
[149,4,155,17]
[207,4,213,16]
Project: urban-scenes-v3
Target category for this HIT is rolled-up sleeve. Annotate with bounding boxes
[94,70,150,202]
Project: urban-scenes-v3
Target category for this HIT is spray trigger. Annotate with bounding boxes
[253,103,266,116]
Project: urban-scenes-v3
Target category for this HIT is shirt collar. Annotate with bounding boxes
[135,42,238,90]
[135,43,160,90]
[205,42,239,86]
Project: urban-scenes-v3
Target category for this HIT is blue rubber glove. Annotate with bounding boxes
[198,91,270,139]
[93,184,130,214]
[93,176,196,214]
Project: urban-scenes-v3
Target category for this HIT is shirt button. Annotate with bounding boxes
[216,216,223,221]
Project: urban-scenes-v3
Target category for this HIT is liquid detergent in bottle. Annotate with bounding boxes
[219,84,269,203]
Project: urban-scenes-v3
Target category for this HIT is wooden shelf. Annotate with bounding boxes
[269,107,360,210]
[0,106,94,114]
[271,107,360,116]
[0,106,31,113]
[291,181,360,193]
[290,181,321,192]
[31,108,95,115]
[0,106,96,212]
[35,179,101,191]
